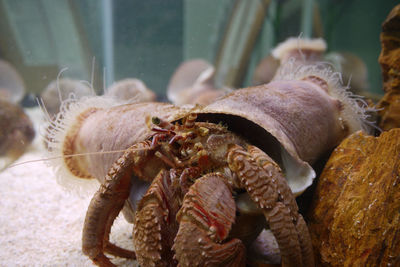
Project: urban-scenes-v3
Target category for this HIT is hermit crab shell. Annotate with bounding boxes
[188,77,367,195]
[47,99,186,193]
[69,103,185,181]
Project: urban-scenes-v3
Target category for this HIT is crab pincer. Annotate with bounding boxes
[133,169,181,267]
[173,173,245,267]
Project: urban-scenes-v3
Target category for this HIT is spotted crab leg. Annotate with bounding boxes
[227,144,314,267]
[133,169,181,266]
[82,141,154,266]
[173,173,246,267]
[247,145,314,267]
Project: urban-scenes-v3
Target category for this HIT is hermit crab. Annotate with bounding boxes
[46,61,371,266]
[91,113,313,266]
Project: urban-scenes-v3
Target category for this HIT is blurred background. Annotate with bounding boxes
[0,0,397,103]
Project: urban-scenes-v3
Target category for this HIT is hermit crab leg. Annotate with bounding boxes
[82,141,154,266]
[227,144,314,267]
[173,173,246,267]
[247,145,314,267]
[133,169,181,266]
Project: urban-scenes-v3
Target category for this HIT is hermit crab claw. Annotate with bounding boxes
[173,173,246,267]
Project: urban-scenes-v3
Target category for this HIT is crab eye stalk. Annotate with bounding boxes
[152,116,161,125]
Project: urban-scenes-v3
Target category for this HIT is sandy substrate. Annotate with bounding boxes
[0,107,138,266]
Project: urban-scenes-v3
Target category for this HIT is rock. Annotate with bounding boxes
[377,91,400,131]
[377,4,400,130]
[307,129,400,266]
[379,4,400,93]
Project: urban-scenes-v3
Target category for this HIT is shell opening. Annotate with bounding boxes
[104,78,156,103]
[280,146,315,196]
[271,37,327,61]
[195,113,315,196]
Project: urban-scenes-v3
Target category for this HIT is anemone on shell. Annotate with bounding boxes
[41,78,94,118]
[167,59,231,106]
[252,37,327,87]
[43,95,186,195]
[105,78,156,103]
[271,37,327,65]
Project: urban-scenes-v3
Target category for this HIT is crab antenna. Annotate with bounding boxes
[7,147,151,169]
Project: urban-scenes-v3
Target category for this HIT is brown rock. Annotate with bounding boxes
[379,4,400,93]
[377,4,400,130]
[307,129,400,266]
[377,91,400,131]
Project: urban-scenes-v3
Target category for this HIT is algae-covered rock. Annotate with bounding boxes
[377,4,400,130]
[308,129,400,266]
